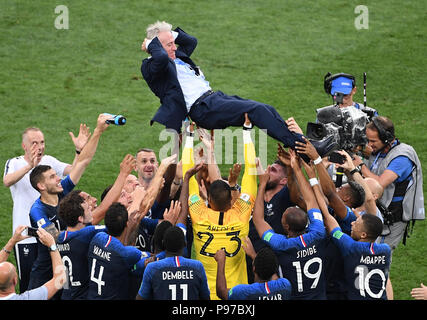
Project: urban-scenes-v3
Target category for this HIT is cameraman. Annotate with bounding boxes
[310,73,379,183]
[351,116,424,251]
[319,72,378,120]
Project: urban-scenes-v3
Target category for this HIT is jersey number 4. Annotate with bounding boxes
[90,258,105,295]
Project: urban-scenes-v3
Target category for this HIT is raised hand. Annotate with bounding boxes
[163,200,182,225]
[294,137,320,161]
[69,123,91,153]
[258,165,271,186]
[120,154,137,176]
[244,113,252,127]
[228,163,242,186]
[277,143,291,167]
[28,143,42,168]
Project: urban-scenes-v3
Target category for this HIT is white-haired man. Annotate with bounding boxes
[140,21,334,157]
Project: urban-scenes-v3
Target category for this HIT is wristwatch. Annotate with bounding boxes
[349,167,361,176]
[49,244,58,252]
[229,184,241,192]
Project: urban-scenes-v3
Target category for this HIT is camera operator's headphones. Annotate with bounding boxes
[371,116,395,144]
[323,72,356,95]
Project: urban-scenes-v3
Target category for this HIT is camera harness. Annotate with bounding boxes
[323,73,423,243]
[369,117,422,244]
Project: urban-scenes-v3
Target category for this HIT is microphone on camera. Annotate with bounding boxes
[363,72,367,107]
[103,113,126,125]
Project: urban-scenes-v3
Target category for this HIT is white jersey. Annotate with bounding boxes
[3,155,68,244]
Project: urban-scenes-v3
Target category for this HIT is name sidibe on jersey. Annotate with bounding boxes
[296,245,317,259]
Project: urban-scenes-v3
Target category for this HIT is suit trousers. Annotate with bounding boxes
[189,90,304,148]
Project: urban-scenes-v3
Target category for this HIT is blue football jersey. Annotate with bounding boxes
[87,232,148,300]
[57,225,106,300]
[228,277,291,300]
[248,186,294,251]
[138,256,210,300]
[28,175,75,289]
[262,208,328,300]
[330,227,391,300]
[324,205,357,299]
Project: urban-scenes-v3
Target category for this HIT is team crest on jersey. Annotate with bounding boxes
[239,193,250,203]
[189,194,200,205]
[37,218,46,227]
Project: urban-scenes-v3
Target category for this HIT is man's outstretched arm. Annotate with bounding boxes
[241,114,257,200]
[182,123,199,197]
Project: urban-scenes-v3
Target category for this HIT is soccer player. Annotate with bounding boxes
[87,203,150,300]
[318,192,391,299]
[252,149,328,299]
[56,153,136,299]
[295,137,390,299]
[303,156,391,300]
[27,114,110,296]
[132,151,179,252]
[214,242,291,300]
[57,190,106,299]
[182,114,257,299]
[136,226,210,300]
[247,158,294,253]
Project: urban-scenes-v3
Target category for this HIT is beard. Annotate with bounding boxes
[265,181,278,191]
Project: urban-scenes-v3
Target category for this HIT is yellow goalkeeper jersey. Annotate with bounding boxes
[182,132,257,300]
[189,191,254,300]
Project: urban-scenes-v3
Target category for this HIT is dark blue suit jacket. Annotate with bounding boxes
[141,27,199,133]
[140,28,305,149]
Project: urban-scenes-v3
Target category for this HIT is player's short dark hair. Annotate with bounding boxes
[254,247,279,281]
[104,202,128,237]
[284,207,308,233]
[152,220,173,252]
[136,148,156,158]
[58,190,84,227]
[29,165,52,192]
[347,180,366,208]
[163,226,186,254]
[208,180,231,211]
[361,214,383,240]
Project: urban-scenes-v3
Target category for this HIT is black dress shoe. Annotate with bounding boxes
[290,135,339,163]
[309,135,339,158]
